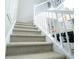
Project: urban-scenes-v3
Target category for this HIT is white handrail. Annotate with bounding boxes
[34,13,74,59]
[6,14,16,44]
[47,10,74,14]
[6,14,12,24]
[33,1,74,59]
[34,0,49,8]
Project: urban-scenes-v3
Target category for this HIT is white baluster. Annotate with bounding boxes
[56,12,63,47]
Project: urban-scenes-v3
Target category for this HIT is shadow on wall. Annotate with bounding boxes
[17,0,47,22]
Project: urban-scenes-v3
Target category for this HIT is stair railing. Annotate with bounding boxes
[33,1,74,59]
[5,14,16,44]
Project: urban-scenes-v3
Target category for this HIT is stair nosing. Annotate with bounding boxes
[11,34,45,37]
[15,23,33,25]
[7,42,52,47]
[13,29,40,32]
[16,22,33,24]
[14,26,37,28]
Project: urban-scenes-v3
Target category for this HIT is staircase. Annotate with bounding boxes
[6,22,66,59]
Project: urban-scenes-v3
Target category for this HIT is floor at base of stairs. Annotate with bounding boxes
[6,52,66,59]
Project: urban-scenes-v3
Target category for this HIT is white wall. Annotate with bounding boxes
[17,0,47,22]
[5,0,19,39]
[5,0,11,36]
[63,0,74,10]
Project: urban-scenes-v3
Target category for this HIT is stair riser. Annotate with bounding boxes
[15,23,34,26]
[15,25,35,28]
[14,27,38,30]
[13,31,41,35]
[47,57,66,59]
[16,22,33,24]
[6,45,52,56]
[10,36,46,42]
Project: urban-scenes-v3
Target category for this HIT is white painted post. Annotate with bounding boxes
[55,12,63,47]
[51,12,57,42]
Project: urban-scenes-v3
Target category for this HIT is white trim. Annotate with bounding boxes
[5,19,16,44]
[47,10,74,14]
[34,1,49,8]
